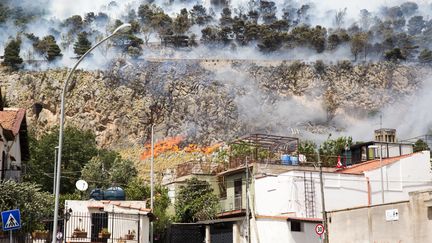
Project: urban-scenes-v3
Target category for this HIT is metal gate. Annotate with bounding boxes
[210,223,233,243]
[165,224,204,243]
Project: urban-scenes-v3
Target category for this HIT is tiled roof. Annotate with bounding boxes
[87,200,151,212]
[338,153,418,175]
[0,108,26,136]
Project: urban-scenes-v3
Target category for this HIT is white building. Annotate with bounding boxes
[0,108,28,181]
[254,151,432,219]
[64,200,153,243]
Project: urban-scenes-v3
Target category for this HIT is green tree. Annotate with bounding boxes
[319,136,353,166]
[35,35,62,61]
[150,11,173,40]
[384,48,406,62]
[418,49,432,63]
[0,3,9,23]
[259,0,277,24]
[24,127,98,194]
[219,8,233,27]
[138,4,156,24]
[351,32,369,61]
[81,153,137,189]
[0,181,53,233]
[407,16,425,35]
[298,140,317,162]
[125,179,171,240]
[3,38,23,69]
[73,32,92,57]
[173,8,190,35]
[190,4,212,26]
[63,15,83,32]
[414,139,430,152]
[175,178,219,223]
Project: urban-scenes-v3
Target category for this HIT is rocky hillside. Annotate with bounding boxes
[0,59,424,151]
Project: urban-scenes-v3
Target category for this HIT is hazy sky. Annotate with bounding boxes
[47,0,431,19]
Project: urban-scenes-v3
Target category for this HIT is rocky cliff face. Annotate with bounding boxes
[0,59,423,150]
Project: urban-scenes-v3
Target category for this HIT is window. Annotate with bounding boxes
[428,207,432,220]
[290,221,302,232]
[218,178,227,199]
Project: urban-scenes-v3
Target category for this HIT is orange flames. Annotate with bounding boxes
[140,136,221,160]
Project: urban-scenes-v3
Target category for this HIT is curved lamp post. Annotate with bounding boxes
[51,23,131,243]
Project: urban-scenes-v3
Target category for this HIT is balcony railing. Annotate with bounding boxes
[220,195,243,213]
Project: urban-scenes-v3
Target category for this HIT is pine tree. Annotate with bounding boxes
[35,35,62,61]
[73,32,92,57]
[46,39,62,61]
[3,38,23,69]
[418,49,432,64]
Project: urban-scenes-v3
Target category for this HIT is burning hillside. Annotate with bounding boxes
[140,136,221,160]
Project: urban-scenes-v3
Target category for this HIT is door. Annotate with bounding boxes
[234,179,242,210]
[91,213,108,242]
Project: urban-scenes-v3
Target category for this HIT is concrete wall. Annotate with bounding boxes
[255,218,320,243]
[327,190,432,243]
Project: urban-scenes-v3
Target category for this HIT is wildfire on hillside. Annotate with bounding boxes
[140,136,222,160]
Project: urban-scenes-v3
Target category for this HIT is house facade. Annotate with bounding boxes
[64,200,153,243]
[0,108,29,181]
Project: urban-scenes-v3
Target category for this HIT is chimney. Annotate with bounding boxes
[374,128,396,143]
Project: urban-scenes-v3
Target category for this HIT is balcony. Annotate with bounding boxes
[220,195,243,213]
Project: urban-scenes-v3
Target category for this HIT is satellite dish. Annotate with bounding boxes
[76,180,88,191]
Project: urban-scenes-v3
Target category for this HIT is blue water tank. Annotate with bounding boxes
[281,154,291,165]
[291,156,299,165]
[104,187,126,200]
[90,188,104,200]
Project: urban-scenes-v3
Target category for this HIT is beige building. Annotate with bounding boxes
[327,190,432,243]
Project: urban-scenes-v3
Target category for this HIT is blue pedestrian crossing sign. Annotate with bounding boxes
[1,209,21,231]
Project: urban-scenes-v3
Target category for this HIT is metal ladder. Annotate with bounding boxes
[303,171,316,218]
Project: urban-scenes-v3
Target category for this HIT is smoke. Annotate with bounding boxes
[334,70,432,142]
[2,0,432,144]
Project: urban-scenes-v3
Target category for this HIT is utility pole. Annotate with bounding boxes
[150,124,155,243]
[245,157,250,243]
[318,151,329,243]
[53,146,58,195]
[379,115,385,204]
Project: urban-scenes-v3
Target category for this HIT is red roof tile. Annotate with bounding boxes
[0,109,25,136]
[338,153,418,174]
[87,200,150,212]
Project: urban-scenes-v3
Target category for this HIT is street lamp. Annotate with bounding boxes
[51,23,131,243]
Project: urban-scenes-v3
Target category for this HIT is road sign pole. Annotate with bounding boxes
[9,230,12,243]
